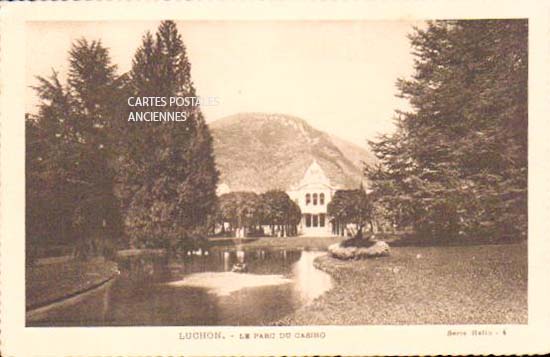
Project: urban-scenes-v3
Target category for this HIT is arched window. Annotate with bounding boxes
[320,193,325,205]
[313,193,318,205]
[305,193,311,205]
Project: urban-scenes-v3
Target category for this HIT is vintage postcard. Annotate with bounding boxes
[1,0,549,356]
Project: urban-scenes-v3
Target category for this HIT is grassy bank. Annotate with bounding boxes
[210,236,345,251]
[26,257,118,310]
[279,242,527,325]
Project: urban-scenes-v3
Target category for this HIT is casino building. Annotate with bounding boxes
[287,161,337,237]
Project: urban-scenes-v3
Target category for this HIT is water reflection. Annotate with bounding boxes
[28,248,332,326]
[292,252,333,304]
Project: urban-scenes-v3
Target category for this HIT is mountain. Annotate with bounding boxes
[209,113,376,193]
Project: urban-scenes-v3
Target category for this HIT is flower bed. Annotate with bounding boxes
[328,240,390,260]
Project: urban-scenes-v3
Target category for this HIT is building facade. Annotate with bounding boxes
[287,161,337,237]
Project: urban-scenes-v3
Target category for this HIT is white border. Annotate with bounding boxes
[2,1,550,356]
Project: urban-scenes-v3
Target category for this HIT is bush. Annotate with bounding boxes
[328,241,390,260]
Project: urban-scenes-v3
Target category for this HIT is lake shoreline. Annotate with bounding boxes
[26,257,119,312]
[29,245,330,326]
[27,237,336,316]
[27,238,527,326]
[209,236,345,252]
[277,242,528,325]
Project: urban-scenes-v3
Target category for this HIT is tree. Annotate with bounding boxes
[26,76,73,252]
[27,39,124,259]
[260,190,301,237]
[327,188,375,238]
[367,20,527,242]
[217,192,262,236]
[119,21,219,249]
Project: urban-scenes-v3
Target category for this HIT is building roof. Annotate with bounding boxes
[289,160,336,191]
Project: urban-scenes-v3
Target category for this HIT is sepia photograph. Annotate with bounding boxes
[23,18,528,328]
[4,0,550,355]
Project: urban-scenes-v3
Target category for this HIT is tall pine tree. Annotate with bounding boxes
[120,21,218,249]
[367,20,527,242]
[27,39,124,260]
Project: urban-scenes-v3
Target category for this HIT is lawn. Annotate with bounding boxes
[210,236,345,251]
[26,257,118,310]
[279,242,527,325]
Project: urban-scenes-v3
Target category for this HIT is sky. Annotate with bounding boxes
[26,20,422,148]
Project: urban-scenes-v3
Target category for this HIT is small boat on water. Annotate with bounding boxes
[231,262,248,273]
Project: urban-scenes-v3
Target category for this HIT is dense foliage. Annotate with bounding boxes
[327,188,375,238]
[260,190,302,237]
[217,190,301,237]
[27,39,124,260]
[27,21,219,259]
[118,20,219,250]
[366,20,527,242]
[217,192,263,234]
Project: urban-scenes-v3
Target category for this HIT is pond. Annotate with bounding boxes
[29,249,333,326]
